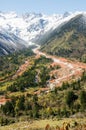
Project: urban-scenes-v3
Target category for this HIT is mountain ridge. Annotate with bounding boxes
[1,11,86,43]
[40,13,86,61]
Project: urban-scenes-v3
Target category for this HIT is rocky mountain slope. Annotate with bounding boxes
[0,29,27,55]
[40,13,86,61]
[0,11,63,43]
[0,11,63,55]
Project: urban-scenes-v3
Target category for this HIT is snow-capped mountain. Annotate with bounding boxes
[0,11,86,45]
[0,28,27,55]
[0,11,86,52]
[35,11,86,44]
[39,12,86,60]
[0,11,63,44]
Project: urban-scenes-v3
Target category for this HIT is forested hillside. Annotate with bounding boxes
[40,14,86,62]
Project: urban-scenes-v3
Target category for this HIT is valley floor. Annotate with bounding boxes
[33,46,86,90]
[0,46,86,130]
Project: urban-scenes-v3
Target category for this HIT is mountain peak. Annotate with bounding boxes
[63,12,71,17]
[0,11,86,44]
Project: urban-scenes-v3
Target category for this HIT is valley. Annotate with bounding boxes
[0,45,86,130]
[1,44,85,95]
[0,11,86,130]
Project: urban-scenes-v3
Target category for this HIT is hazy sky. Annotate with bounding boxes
[0,0,86,15]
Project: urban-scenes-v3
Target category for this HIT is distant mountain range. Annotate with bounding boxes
[0,11,86,57]
[0,11,63,43]
[0,11,63,55]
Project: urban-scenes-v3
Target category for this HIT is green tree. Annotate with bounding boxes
[0,117,9,126]
[32,103,39,118]
[40,67,50,86]
[66,91,78,108]
[1,101,14,116]
[32,95,39,118]
[15,96,25,116]
[80,91,86,110]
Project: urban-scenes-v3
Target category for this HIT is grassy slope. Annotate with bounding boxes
[0,118,86,130]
